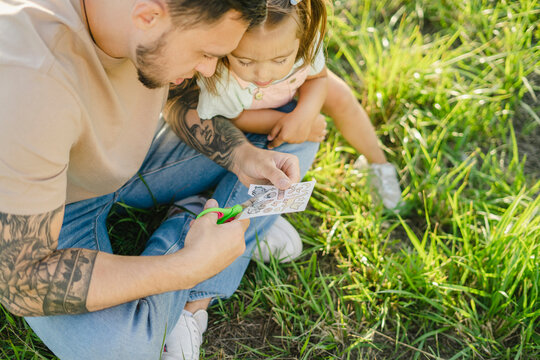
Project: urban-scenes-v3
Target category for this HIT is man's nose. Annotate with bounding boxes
[196,57,219,78]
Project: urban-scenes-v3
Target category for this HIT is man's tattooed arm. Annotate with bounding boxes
[164,81,247,170]
[0,207,97,317]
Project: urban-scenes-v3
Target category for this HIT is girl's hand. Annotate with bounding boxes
[268,112,327,149]
[306,114,328,143]
[268,68,329,149]
[267,112,310,149]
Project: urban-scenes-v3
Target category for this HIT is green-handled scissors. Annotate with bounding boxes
[196,191,269,224]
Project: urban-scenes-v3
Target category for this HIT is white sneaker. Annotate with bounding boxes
[354,156,402,209]
[370,162,402,209]
[252,216,303,263]
[163,310,208,360]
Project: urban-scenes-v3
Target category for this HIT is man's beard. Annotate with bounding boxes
[135,31,170,89]
[137,68,162,89]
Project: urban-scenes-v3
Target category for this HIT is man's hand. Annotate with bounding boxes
[180,199,249,282]
[231,142,300,190]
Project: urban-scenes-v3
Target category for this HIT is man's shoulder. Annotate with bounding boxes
[0,0,87,74]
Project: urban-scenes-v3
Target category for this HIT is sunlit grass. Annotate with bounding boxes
[1,0,538,359]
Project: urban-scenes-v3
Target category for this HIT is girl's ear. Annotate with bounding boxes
[131,0,167,30]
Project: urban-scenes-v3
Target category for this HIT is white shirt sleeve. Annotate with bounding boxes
[309,45,326,76]
[196,71,247,120]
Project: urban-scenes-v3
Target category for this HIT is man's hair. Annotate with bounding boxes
[166,0,267,28]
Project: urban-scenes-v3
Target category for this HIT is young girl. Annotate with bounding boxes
[196,0,402,214]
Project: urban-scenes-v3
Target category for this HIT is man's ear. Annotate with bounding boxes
[131,0,167,30]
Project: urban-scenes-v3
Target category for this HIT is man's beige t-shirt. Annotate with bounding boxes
[0,0,168,215]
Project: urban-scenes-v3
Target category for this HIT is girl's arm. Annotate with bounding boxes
[268,67,329,149]
[231,109,285,134]
[231,64,328,138]
[291,67,328,126]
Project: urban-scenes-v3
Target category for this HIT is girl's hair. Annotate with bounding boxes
[265,0,327,68]
[201,0,328,95]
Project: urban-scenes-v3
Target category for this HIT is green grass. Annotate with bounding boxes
[1,0,539,358]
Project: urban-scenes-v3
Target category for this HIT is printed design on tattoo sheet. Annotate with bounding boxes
[237,180,316,220]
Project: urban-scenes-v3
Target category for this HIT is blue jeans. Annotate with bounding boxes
[25,118,318,360]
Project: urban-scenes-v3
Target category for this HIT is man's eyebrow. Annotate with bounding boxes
[206,52,228,58]
[230,53,254,61]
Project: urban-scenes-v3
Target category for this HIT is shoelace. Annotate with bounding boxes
[184,316,203,357]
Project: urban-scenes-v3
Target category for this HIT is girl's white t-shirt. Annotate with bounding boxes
[197,47,325,120]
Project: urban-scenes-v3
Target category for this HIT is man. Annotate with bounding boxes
[0,0,319,359]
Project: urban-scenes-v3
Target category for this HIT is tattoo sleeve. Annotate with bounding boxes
[0,207,98,316]
[164,80,247,170]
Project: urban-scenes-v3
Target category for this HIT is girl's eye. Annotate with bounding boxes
[203,54,214,60]
[275,58,288,64]
[238,61,251,67]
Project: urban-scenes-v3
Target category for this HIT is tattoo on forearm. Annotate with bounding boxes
[0,207,97,316]
[165,81,246,170]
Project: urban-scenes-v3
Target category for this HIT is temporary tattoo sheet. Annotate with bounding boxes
[237,180,316,220]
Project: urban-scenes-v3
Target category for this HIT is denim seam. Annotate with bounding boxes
[163,213,193,255]
[188,291,222,302]
[93,195,117,252]
[94,194,112,251]
[223,178,241,206]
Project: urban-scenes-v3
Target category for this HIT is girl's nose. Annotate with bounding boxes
[254,67,271,83]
